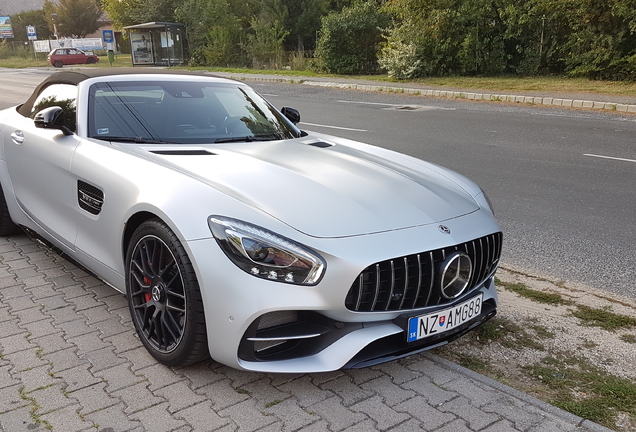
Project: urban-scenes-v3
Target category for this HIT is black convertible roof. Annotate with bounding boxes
[18,68,221,117]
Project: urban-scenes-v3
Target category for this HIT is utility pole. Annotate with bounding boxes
[539,15,545,57]
[51,13,59,40]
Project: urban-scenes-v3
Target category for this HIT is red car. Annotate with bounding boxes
[48,48,99,68]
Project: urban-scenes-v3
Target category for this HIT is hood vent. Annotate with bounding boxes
[307,141,333,148]
[151,150,216,156]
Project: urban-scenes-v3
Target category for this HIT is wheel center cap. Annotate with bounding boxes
[151,284,165,302]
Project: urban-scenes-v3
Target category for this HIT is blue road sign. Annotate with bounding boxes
[103,30,114,43]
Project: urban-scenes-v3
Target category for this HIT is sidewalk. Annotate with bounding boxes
[0,231,613,431]
[213,71,636,112]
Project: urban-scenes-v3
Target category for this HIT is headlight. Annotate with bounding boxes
[208,216,326,285]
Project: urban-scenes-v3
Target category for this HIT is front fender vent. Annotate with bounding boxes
[77,180,104,215]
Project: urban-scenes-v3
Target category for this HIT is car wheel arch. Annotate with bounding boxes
[122,211,162,262]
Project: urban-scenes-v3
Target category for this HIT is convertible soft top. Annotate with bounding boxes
[18,68,217,117]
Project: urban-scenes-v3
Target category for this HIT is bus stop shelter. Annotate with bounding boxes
[123,22,185,66]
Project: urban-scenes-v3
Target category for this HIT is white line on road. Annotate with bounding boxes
[584,154,636,163]
[300,122,367,132]
[337,100,455,110]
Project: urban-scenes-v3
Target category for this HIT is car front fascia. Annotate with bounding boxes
[185,206,500,372]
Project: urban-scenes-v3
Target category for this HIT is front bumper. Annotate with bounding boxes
[186,210,501,373]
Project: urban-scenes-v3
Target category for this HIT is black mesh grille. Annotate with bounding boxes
[345,232,503,312]
[77,180,104,215]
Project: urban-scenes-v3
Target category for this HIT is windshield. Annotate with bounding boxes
[88,80,301,144]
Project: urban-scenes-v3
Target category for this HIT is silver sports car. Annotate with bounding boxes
[0,70,502,372]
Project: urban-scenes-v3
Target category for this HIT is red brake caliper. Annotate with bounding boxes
[144,277,152,302]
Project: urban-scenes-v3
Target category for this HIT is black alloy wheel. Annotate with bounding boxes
[87,57,96,64]
[126,219,208,366]
[54,60,63,68]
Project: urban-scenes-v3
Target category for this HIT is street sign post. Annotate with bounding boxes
[26,25,37,62]
[26,25,37,40]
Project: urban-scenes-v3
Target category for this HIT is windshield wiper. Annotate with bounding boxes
[213,134,283,144]
[90,135,175,144]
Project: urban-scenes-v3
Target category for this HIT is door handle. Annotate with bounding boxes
[10,130,24,145]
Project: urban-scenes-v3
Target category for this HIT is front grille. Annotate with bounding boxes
[345,232,503,312]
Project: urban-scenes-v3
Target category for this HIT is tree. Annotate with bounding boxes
[43,0,102,38]
[102,0,178,29]
[175,0,242,66]
[315,1,388,74]
[7,9,52,42]
[281,0,329,51]
[242,0,290,68]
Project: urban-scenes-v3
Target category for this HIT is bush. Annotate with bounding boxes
[315,1,387,75]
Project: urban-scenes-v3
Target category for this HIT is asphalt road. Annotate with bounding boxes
[1,68,634,299]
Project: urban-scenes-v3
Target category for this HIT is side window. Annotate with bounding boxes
[30,84,78,133]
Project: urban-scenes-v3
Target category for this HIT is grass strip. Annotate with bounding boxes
[572,305,636,331]
[497,280,568,305]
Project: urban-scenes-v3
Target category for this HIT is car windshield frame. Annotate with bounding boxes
[87,80,302,144]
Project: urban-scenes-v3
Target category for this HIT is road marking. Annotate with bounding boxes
[338,100,455,110]
[260,93,278,97]
[584,154,636,164]
[300,122,367,132]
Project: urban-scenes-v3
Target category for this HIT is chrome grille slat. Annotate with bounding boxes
[424,251,434,307]
[355,274,364,311]
[370,264,381,311]
[345,232,503,312]
[385,260,395,311]
[410,254,423,309]
[398,257,409,309]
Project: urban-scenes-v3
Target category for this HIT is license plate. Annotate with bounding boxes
[407,294,483,342]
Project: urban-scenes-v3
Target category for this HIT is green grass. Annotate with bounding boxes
[497,280,568,305]
[473,317,545,351]
[455,353,494,374]
[4,55,636,97]
[572,305,636,331]
[523,356,636,428]
[621,334,636,344]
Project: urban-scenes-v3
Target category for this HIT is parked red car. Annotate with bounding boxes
[48,48,99,68]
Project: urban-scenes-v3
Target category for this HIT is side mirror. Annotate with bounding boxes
[281,106,301,125]
[34,106,73,136]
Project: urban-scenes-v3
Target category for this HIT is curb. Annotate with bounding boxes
[214,73,636,113]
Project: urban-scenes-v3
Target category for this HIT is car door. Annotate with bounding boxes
[68,49,82,65]
[3,83,81,249]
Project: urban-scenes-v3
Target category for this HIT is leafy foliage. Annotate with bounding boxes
[43,0,102,38]
[315,1,388,74]
[7,9,52,42]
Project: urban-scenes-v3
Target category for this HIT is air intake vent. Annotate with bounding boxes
[345,232,503,312]
[151,150,216,156]
[307,142,333,148]
[77,180,104,215]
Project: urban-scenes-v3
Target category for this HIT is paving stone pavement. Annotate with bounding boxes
[0,234,612,432]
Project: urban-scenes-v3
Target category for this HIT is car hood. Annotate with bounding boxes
[139,138,480,238]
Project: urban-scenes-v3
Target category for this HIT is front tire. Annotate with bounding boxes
[0,184,19,236]
[126,219,208,366]
[54,60,63,68]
